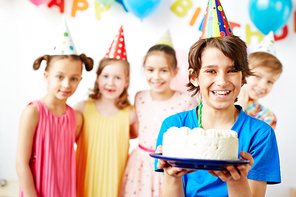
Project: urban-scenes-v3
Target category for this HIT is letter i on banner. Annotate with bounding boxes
[72,0,89,17]
[48,0,64,13]
[171,0,193,17]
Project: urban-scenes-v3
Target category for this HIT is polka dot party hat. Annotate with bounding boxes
[156,29,174,49]
[52,17,77,55]
[105,25,127,61]
[200,0,233,39]
[253,31,276,56]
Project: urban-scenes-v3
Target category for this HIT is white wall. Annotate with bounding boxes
[0,0,295,196]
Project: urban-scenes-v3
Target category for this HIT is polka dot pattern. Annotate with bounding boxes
[253,31,276,56]
[105,25,128,61]
[118,90,198,197]
[200,0,233,39]
[52,18,77,55]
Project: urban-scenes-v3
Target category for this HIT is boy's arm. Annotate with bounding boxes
[248,180,267,197]
[156,145,192,197]
[15,105,39,197]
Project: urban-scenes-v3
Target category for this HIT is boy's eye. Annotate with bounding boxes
[72,78,78,81]
[206,70,216,74]
[147,69,153,72]
[161,69,168,73]
[268,81,274,84]
[255,75,260,79]
[229,69,238,73]
[116,77,121,80]
[57,75,63,79]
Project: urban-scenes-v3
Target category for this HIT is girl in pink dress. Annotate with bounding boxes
[119,42,198,196]
[15,19,94,197]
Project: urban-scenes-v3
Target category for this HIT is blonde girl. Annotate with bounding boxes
[75,57,138,197]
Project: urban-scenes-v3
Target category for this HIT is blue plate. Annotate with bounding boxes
[149,153,250,171]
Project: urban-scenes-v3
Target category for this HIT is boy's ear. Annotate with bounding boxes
[189,69,199,87]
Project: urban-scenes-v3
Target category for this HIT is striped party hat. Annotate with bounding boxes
[156,29,174,49]
[105,25,127,61]
[52,17,77,55]
[253,31,276,56]
[200,0,233,39]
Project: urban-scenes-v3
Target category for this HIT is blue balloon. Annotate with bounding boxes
[115,0,128,12]
[249,0,293,35]
[123,0,161,19]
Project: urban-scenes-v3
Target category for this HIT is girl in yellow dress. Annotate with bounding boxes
[74,26,138,197]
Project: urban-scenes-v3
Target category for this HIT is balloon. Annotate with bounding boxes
[123,0,161,19]
[115,0,128,12]
[96,0,115,5]
[170,49,189,93]
[28,0,50,6]
[249,0,292,35]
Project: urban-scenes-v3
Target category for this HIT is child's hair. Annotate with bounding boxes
[33,54,94,71]
[248,52,282,75]
[143,44,177,74]
[89,58,131,110]
[187,35,252,97]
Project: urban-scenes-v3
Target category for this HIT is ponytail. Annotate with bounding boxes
[79,53,94,71]
[33,55,50,70]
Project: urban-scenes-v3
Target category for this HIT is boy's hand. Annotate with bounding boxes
[156,145,196,178]
[207,151,254,182]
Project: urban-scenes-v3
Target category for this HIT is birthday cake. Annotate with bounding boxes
[162,127,238,160]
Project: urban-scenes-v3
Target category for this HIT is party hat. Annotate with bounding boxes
[156,29,174,49]
[105,25,127,61]
[200,0,233,39]
[253,31,276,56]
[52,17,77,55]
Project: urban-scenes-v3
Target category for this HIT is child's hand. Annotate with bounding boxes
[237,86,249,110]
[207,151,254,182]
[156,145,196,178]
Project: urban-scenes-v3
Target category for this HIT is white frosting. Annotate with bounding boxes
[163,127,238,160]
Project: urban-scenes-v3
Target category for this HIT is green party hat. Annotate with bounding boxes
[156,29,174,49]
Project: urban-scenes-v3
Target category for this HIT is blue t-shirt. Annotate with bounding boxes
[155,105,281,197]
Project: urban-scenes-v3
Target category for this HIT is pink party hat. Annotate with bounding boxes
[105,25,127,61]
[253,31,276,56]
[156,29,174,49]
[52,17,77,55]
[200,0,233,39]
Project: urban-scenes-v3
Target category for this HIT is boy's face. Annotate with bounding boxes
[244,66,281,100]
[190,47,243,111]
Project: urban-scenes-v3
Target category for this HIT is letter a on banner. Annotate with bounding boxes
[48,0,65,13]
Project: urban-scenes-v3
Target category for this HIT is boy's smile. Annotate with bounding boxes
[191,47,243,110]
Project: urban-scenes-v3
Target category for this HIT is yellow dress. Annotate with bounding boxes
[76,99,130,197]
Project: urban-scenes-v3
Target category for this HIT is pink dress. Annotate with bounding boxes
[119,90,198,197]
[19,100,77,197]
